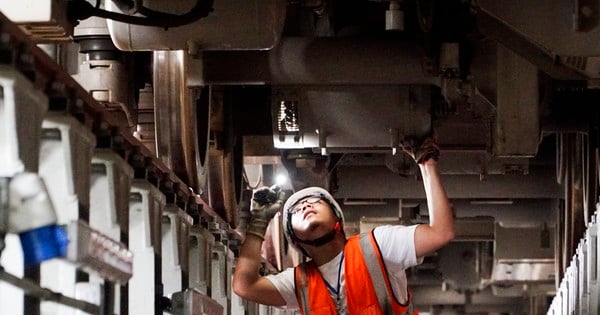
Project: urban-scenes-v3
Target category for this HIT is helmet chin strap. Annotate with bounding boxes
[293,222,342,247]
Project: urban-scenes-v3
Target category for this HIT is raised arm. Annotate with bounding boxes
[414,159,454,258]
[402,138,455,258]
[232,187,287,306]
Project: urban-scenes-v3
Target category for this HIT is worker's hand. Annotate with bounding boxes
[402,137,440,164]
[246,185,286,240]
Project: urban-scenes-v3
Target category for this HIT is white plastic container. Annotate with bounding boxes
[189,225,214,294]
[162,204,193,298]
[0,66,48,177]
[129,180,166,315]
[210,223,233,314]
[38,113,95,315]
[39,113,96,222]
[90,149,134,241]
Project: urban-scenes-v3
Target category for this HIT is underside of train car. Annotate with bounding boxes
[0,1,599,314]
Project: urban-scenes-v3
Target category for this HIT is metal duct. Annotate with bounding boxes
[198,37,440,86]
[272,85,432,152]
[106,0,287,51]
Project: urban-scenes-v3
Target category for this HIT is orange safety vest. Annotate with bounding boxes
[294,230,418,315]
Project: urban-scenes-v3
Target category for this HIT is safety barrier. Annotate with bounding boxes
[547,210,598,315]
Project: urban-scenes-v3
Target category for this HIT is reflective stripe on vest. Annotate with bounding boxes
[360,230,416,315]
[360,232,393,313]
[295,264,311,315]
[294,231,416,315]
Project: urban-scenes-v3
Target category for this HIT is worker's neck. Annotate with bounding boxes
[306,235,347,266]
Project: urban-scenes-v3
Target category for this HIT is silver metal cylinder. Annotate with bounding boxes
[199,37,440,86]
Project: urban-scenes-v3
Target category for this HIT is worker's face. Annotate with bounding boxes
[290,196,337,240]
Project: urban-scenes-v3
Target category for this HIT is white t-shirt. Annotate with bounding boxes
[265,224,422,312]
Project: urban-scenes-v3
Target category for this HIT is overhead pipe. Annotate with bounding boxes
[198,37,441,86]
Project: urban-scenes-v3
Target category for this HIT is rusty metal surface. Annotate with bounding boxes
[494,45,540,157]
[153,51,211,195]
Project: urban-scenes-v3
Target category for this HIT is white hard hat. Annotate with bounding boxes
[282,187,345,256]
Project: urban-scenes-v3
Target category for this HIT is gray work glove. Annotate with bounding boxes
[246,185,286,240]
[402,137,440,164]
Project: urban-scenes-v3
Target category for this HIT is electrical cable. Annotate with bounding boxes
[68,0,214,29]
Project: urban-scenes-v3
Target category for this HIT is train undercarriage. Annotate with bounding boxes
[0,1,599,314]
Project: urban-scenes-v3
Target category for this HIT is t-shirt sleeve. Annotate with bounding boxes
[264,268,300,309]
[373,224,424,270]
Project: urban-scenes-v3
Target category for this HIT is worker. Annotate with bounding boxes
[233,138,454,314]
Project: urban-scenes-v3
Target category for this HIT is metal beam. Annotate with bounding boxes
[411,286,525,311]
[334,166,562,199]
[475,7,587,80]
[477,0,600,56]
[494,45,540,157]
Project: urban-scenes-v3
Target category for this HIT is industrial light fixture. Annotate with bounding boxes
[277,100,300,142]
